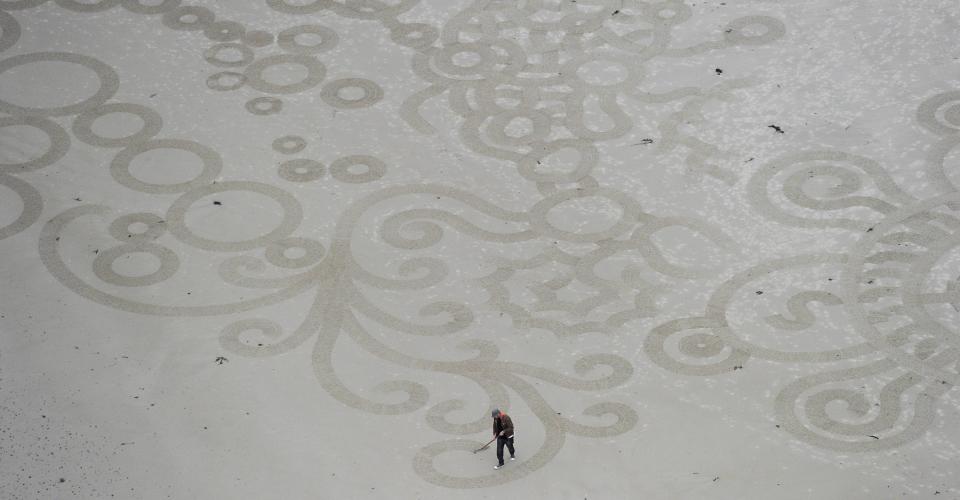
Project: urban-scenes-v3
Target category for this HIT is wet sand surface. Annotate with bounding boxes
[1,1,959,498]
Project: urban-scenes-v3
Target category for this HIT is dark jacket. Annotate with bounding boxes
[493,413,514,438]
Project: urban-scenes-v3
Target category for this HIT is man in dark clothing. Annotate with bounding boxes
[491,408,515,469]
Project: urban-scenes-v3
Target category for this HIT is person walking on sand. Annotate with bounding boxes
[491,408,515,470]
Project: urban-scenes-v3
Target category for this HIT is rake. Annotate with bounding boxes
[472,437,497,454]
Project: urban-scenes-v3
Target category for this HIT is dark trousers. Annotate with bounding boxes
[496,435,515,465]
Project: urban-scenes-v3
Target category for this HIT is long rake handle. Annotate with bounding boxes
[473,436,497,453]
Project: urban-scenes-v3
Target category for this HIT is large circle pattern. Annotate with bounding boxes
[244,53,326,94]
[0,51,119,116]
[110,138,222,193]
[0,115,69,172]
[72,102,163,148]
[165,180,303,252]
